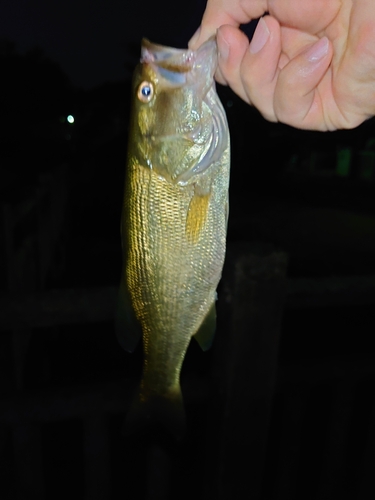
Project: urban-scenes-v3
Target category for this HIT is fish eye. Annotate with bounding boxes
[137,81,154,103]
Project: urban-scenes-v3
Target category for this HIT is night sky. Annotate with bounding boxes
[1,0,206,88]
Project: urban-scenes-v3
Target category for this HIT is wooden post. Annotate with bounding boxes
[12,422,45,499]
[2,202,33,390]
[205,243,288,500]
[11,329,33,391]
[356,395,375,499]
[145,443,171,500]
[316,380,355,499]
[84,415,111,500]
[274,386,306,500]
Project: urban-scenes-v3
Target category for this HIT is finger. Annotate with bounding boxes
[215,25,251,99]
[189,13,236,50]
[273,37,333,129]
[238,16,282,121]
[268,0,340,33]
[189,0,267,49]
[337,9,375,121]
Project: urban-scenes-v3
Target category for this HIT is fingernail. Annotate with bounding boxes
[189,26,201,48]
[249,17,270,54]
[217,30,230,60]
[305,37,329,62]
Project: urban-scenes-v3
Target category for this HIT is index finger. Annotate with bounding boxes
[189,0,268,48]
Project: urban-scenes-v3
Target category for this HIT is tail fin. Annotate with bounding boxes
[123,385,186,441]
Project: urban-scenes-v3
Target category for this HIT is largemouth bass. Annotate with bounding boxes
[117,37,230,438]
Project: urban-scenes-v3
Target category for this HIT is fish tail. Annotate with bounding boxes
[123,384,186,441]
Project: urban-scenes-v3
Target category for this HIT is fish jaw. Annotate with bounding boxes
[140,37,218,92]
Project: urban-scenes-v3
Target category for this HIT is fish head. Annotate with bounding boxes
[129,37,228,184]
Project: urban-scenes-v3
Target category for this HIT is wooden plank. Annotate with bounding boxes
[0,287,118,331]
[12,422,45,499]
[278,358,375,387]
[286,275,375,309]
[0,377,208,425]
[2,274,375,332]
[0,380,131,424]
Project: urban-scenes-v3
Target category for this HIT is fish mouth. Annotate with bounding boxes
[140,37,218,87]
[141,39,194,73]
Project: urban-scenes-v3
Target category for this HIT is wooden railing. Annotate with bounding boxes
[0,242,374,499]
[1,164,68,394]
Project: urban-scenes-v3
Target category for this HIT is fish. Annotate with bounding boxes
[116,37,230,439]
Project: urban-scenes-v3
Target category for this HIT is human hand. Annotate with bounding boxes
[189,0,375,131]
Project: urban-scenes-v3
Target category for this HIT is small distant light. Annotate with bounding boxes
[67,115,75,124]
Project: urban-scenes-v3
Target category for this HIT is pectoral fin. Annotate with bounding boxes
[185,191,210,244]
[115,277,142,353]
[193,301,216,351]
[225,197,229,228]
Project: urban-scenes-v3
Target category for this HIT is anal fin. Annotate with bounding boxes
[193,301,216,351]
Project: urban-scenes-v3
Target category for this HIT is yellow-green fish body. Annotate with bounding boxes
[117,38,230,436]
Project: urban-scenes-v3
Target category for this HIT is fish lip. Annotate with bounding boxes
[141,38,191,56]
[141,38,194,72]
[140,37,217,77]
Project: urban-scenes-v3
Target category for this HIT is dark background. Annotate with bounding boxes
[0,0,203,88]
[1,1,375,499]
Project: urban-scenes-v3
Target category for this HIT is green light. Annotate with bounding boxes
[336,148,351,177]
[67,115,75,124]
